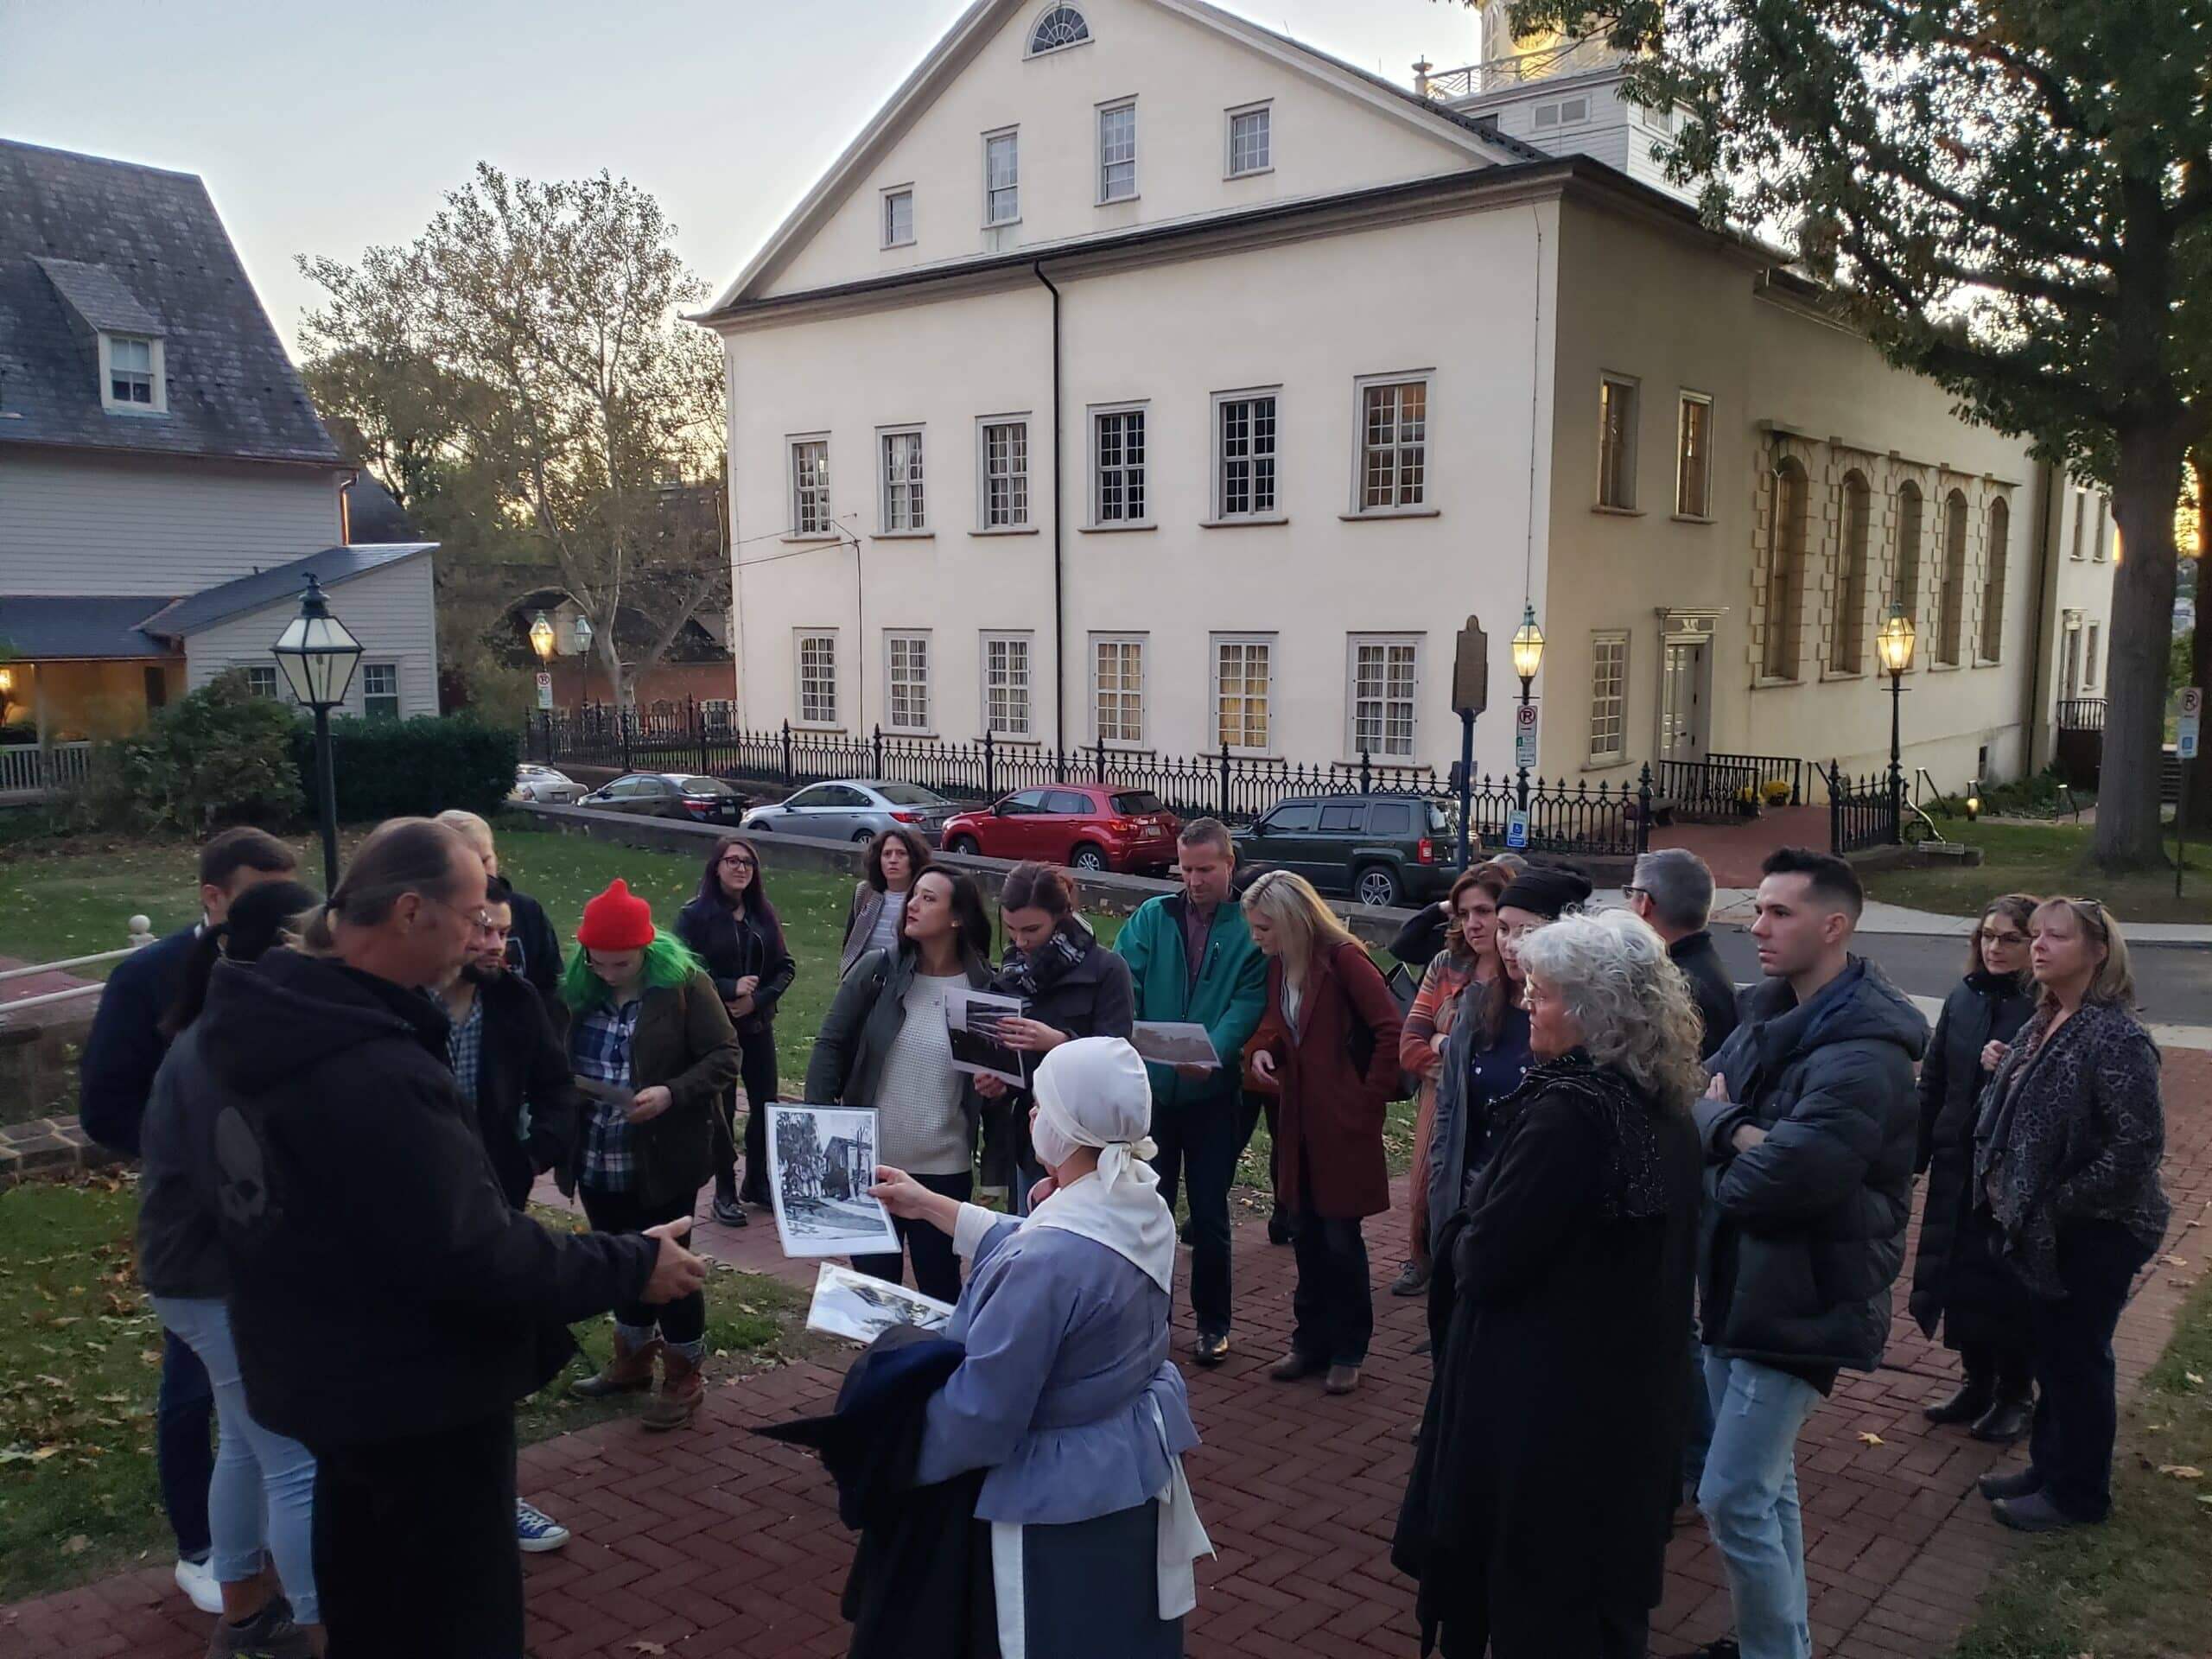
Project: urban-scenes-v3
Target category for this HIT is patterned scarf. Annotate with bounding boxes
[1497,1051,1677,1222]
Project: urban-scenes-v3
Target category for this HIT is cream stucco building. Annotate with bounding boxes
[699,0,2116,799]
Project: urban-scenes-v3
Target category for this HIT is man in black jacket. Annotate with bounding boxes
[1683,849,1927,1659]
[209,817,705,1658]
[1627,848,1738,1063]
[77,823,297,1615]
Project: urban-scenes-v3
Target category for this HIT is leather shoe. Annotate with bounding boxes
[711,1195,748,1228]
[1324,1364,1361,1395]
[1977,1465,2042,1501]
[1969,1395,2032,1444]
[1994,1490,2088,1533]
[1192,1332,1230,1367]
[1268,1350,1326,1383]
[1923,1381,1993,1425]
[1267,1208,1294,1246]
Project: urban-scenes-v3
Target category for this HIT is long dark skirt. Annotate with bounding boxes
[993,1501,1180,1658]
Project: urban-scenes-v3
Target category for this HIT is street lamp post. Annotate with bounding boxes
[272,574,363,892]
[528,612,556,759]
[1510,602,1545,815]
[1876,604,1916,844]
[571,613,594,718]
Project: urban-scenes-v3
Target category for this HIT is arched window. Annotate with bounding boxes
[1936,487,1969,665]
[1831,471,1872,673]
[1980,496,2011,661]
[1893,480,1923,626]
[1762,457,1808,680]
[1027,4,1090,54]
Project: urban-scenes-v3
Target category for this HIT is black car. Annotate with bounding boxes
[1233,792,1457,907]
[579,772,747,824]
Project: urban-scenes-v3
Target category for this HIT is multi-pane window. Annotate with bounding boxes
[1213,637,1274,753]
[982,421,1029,527]
[883,188,914,247]
[2070,487,2088,559]
[1980,496,2011,661]
[1762,459,1808,679]
[1349,638,1418,759]
[798,631,838,726]
[1216,392,1278,518]
[108,335,154,404]
[1093,636,1145,745]
[1027,4,1089,52]
[880,429,925,531]
[361,663,400,721]
[887,633,930,732]
[244,665,280,701]
[791,438,830,535]
[983,634,1033,738]
[1675,393,1711,518]
[1831,472,1872,673]
[1598,376,1638,509]
[1228,105,1271,175]
[1358,378,1427,510]
[985,130,1020,225]
[1936,488,1969,665]
[1098,103,1136,202]
[1894,480,1923,625]
[1588,632,1628,761]
[1094,408,1147,523]
[2092,496,2107,561]
[2085,621,2101,687]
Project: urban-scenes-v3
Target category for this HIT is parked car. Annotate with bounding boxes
[579,772,747,823]
[941,785,1181,874]
[741,779,960,845]
[1232,792,1456,907]
[511,763,584,805]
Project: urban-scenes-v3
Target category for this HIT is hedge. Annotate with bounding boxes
[290,715,518,822]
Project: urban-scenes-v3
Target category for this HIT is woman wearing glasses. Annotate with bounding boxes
[1910,894,2039,1443]
[563,880,741,1430]
[678,837,797,1225]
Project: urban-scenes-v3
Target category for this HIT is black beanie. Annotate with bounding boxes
[1497,865,1594,920]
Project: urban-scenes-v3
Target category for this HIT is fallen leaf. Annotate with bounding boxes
[61,1535,87,1555]
[626,1644,667,1656]
[1857,1432,1885,1446]
[2162,1255,2190,1268]
[2156,1465,2204,1479]
[2185,1373,2205,1388]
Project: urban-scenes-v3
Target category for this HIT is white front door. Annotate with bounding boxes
[1661,641,1707,762]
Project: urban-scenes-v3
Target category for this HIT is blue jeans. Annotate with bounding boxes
[1697,1353,1821,1659]
[1682,1337,1716,1500]
[156,1326,214,1561]
[152,1296,321,1624]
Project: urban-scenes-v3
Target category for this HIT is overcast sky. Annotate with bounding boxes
[0,0,1483,355]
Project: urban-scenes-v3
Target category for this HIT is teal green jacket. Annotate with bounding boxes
[1115,892,1268,1112]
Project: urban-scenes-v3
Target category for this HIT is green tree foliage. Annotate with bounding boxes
[289,715,518,822]
[1499,0,2212,868]
[68,673,303,835]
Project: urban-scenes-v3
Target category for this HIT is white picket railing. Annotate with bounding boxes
[0,741,93,800]
[0,914,156,1023]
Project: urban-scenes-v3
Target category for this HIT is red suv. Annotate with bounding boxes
[941,785,1182,874]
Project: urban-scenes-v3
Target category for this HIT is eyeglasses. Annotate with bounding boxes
[1622,886,1648,900]
[425,895,494,933]
[1979,928,2028,946]
[719,855,756,870]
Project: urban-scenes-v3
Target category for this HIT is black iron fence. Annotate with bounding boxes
[1655,752,1807,822]
[2056,698,2107,731]
[1825,761,1899,853]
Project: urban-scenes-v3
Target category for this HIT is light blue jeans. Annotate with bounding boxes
[1697,1352,1821,1659]
[151,1296,320,1625]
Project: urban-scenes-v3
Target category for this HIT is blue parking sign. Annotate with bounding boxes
[1505,810,1529,850]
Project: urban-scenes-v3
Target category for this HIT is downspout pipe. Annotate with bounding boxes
[1034,262,1066,757]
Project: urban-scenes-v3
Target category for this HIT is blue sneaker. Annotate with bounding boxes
[516,1499,571,1553]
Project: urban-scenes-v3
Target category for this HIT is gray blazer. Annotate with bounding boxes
[840,883,896,977]
[804,946,993,1143]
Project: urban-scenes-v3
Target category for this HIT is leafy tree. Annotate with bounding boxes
[69,672,302,835]
[1498,0,2212,868]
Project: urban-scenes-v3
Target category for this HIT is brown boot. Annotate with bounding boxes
[569,1330,663,1400]
[641,1347,704,1431]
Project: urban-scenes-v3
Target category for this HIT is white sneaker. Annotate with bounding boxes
[174,1555,223,1615]
[515,1499,571,1553]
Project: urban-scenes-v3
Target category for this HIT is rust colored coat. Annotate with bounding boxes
[1245,940,1403,1220]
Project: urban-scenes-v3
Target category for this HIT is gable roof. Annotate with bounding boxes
[0,139,343,467]
[146,543,435,638]
[708,0,1529,313]
[0,594,176,661]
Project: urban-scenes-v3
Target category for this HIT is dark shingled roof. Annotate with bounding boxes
[342,472,419,543]
[0,594,175,660]
[0,139,342,467]
[147,542,435,638]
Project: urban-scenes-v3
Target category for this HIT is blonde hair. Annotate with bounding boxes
[2031,896,2136,1010]
[1516,910,1707,1110]
[1239,868,1356,975]
[435,809,495,862]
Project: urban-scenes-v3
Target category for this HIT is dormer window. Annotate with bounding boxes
[1027,5,1089,54]
[100,334,165,414]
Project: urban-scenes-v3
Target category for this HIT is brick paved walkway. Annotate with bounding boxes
[7,1055,2208,1659]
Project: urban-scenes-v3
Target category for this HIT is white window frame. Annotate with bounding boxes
[976,415,1033,531]
[1344,634,1421,760]
[242,664,280,701]
[881,186,915,249]
[796,629,840,728]
[1534,95,1592,128]
[877,425,927,535]
[360,662,401,721]
[788,435,832,538]
[2092,496,2107,563]
[981,631,1035,741]
[1225,100,1273,178]
[1675,391,1712,519]
[2085,621,2101,688]
[884,631,932,734]
[99,333,165,415]
[1024,3,1091,57]
[1211,632,1276,756]
[1096,99,1137,204]
[1089,401,1150,528]
[983,127,1020,227]
[2069,486,2088,560]
[1597,373,1640,511]
[1588,631,1629,764]
[1090,633,1147,747]
[1350,371,1433,516]
[1211,386,1281,522]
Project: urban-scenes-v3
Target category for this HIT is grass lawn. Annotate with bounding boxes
[1952,1268,2212,1658]
[1866,818,2212,925]
[0,1174,805,1604]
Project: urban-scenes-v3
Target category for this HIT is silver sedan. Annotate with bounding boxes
[741,779,960,845]
[512,764,584,804]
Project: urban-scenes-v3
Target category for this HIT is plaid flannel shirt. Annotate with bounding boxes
[574,1000,642,1192]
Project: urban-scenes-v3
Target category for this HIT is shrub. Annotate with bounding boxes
[66,671,304,835]
[290,715,518,822]
[1760,777,1795,805]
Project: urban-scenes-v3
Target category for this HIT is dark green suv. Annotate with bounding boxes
[1233,792,1457,908]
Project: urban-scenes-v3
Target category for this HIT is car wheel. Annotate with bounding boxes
[949,836,982,857]
[1071,843,1109,873]
[1354,865,1402,907]
[852,829,876,844]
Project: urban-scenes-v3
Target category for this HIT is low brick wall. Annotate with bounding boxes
[0,1115,118,1188]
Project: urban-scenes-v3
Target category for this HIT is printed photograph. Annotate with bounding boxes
[805,1262,955,1344]
[765,1104,902,1259]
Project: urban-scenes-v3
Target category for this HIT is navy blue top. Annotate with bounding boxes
[1462,1002,1535,1181]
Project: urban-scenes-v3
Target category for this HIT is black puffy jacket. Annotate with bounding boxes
[1694,959,1929,1373]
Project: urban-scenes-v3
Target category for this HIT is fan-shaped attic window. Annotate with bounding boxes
[1028,5,1090,54]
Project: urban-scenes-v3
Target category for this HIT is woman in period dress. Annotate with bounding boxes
[870,1037,1211,1659]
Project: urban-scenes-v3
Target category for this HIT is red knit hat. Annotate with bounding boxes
[576,879,656,951]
